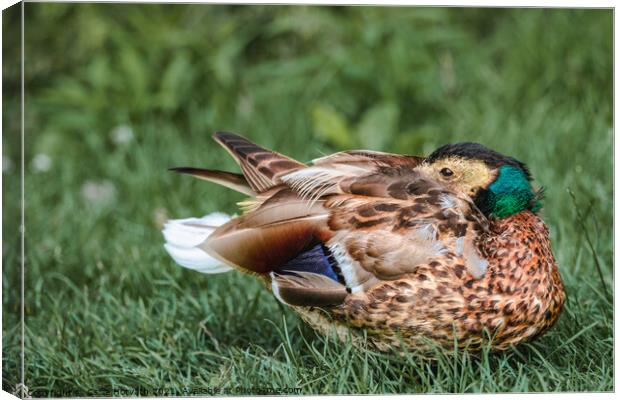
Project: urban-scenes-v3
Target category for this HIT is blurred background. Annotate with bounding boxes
[2,4,613,394]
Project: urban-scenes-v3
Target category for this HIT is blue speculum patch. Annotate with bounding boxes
[275,243,340,282]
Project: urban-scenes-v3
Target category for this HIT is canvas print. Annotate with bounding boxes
[2,3,613,397]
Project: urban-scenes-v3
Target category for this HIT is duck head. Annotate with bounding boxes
[418,142,543,219]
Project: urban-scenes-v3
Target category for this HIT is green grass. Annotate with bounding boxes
[2,4,613,395]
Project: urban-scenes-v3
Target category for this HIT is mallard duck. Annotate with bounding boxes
[163,132,565,353]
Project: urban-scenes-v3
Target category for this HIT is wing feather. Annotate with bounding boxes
[271,271,347,306]
[213,132,305,193]
[203,190,329,274]
[169,167,253,195]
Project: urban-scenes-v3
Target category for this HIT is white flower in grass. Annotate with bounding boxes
[152,207,169,229]
[32,153,52,172]
[110,125,134,145]
[3,156,13,173]
[81,180,117,205]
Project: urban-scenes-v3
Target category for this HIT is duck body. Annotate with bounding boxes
[299,211,564,352]
[163,132,565,354]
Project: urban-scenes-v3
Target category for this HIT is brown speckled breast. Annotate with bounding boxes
[295,211,565,353]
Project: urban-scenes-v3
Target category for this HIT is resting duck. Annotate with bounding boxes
[163,132,565,353]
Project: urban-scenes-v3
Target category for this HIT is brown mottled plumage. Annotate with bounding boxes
[164,132,565,354]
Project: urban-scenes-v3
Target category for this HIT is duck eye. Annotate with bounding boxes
[440,167,454,177]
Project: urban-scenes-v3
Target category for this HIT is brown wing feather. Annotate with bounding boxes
[213,132,306,193]
[170,167,253,195]
[313,150,424,169]
[202,189,330,274]
[272,272,347,306]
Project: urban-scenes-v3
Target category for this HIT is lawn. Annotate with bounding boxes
[2,4,613,395]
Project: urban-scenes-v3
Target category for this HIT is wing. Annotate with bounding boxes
[202,188,349,306]
[322,192,490,293]
[203,188,330,273]
[281,161,491,293]
[204,148,427,275]
[199,142,489,307]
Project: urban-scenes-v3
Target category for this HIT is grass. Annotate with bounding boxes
[2,4,613,395]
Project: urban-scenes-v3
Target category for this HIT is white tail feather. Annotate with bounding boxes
[162,212,233,274]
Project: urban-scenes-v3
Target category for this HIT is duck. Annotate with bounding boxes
[162,131,565,353]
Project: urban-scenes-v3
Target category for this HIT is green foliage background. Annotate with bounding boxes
[2,4,613,394]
